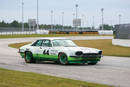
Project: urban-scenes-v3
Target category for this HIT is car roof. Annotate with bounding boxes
[38,37,70,40]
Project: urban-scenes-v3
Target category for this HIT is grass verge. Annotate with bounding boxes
[74,39,130,57]
[0,68,114,87]
[0,34,112,39]
[9,39,130,57]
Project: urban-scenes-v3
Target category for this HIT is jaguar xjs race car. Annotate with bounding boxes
[19,37,102,65]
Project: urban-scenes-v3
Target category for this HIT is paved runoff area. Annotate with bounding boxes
[0,36,130,87]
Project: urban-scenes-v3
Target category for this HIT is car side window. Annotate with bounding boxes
[42,40,52,47]
[52,40,61,46]
[32,40,43,46]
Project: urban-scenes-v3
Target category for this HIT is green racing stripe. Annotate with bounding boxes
[33,54,58,61]
[20,52,101,63]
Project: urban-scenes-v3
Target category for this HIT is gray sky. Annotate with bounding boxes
[0,0,130,28]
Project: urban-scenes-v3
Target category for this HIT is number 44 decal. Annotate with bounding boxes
[43,50,49,55]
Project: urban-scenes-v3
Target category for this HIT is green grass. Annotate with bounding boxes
[0,68,114,87]
[0,34,112,39]
[74,39,130,57]
[9,39,130,57]
[9,42,31,49]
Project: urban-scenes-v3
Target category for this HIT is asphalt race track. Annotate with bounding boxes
[0,36,130,87]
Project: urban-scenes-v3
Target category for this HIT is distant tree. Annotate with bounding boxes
[55,24,62,29]
[0,20,7,27]
[0,20,81,30]
[10,20,19,27]
[99,24,113,30]
[24,23,29,28]
[64,26,72,29]
[40,24,51,29]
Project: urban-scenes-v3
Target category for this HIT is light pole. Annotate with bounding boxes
[51,10,53,31]
[101,8,104,30]
[110,20,113,30]
[75,4,79,31]
[22,0,24,32]
[73,13,75,20]
[119,14,121,25]
[82,14,84,27]
[61,12,64,31]
[72,13,75,30]
[92,16,95,29]
[36,0,39,30]
[75,4,78,20]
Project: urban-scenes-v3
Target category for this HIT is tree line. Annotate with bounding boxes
[0,20,28,28]
[0,20,113,30]
[0,20,73,29]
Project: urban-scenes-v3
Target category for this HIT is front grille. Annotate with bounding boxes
[70,53,102,59]
[83,53,99,56]
[81,53,101,58]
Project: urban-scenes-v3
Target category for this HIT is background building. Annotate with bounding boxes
[114,24,130,39]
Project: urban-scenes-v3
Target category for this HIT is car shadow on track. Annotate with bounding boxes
[27,61,100,66]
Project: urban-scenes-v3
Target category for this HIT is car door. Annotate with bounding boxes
[31,40,43,59]
[38,39,56,60]
[50,39,62,57]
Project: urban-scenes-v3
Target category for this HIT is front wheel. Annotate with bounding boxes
[58,53,68,65]
[24,52,36,63]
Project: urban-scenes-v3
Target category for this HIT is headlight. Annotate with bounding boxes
[75,51,83,56]
[19,49,24,53]
[99,51,102,55]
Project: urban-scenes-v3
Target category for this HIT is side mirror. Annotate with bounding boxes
[40,47,42,49]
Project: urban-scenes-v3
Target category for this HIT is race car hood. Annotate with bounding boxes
[61,46,101,55]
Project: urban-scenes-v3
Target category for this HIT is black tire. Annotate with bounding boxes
[88,62,97,65]
[24,52,36,63]
[58,53,68,65]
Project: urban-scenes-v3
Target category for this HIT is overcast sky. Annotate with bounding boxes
[0,0,130,27]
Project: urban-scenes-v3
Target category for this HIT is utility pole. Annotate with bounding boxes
[36,0,39,30]
[101,8,104,30]
[22,0,24,32]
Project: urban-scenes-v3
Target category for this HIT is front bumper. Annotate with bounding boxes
[68,54,102,63]
[19,52,25,58]
[70,54,102,59]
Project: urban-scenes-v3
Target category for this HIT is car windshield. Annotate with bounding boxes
[52,39,77,47]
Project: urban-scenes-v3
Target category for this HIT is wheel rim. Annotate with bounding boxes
[25,52,31,61]
[59,54,67,64]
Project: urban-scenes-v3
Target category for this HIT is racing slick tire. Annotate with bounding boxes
[24,51,36,63]
[58,53,68,65]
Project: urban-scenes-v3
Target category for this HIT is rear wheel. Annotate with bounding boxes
[24,52,36,63]
[58,53,68,65]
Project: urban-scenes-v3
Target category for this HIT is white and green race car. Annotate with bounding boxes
[19,37,102,65]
